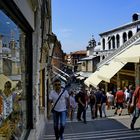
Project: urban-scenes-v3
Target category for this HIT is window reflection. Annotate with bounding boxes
[0,10,26,139]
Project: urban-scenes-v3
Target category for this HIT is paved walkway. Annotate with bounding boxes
[40,107,140,140]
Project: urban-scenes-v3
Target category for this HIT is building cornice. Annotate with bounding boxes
[99,20,140,36]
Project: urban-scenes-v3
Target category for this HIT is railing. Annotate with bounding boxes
[97,31,140,68]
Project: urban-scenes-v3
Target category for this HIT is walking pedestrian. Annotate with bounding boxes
[89,87,96,119]
[101,88,107,117]
[106,91,114,110]
[69,91,77,121]
[49,78,70,140]
[127,84,134,114]
[94,87,103,118]
[77,86,88,123]
[130,86,140,130]
[114,87,125,116]
[124,86,130,102]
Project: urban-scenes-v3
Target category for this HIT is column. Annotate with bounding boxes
[135,63,140,86]
[117,72,120,88]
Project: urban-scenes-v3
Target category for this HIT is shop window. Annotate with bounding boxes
[0,10,27,139]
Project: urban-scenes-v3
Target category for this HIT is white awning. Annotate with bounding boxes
[84,60,127,86]
[84,42,140,86]
[84,71,102,87]
[97,60,127,83]
[75,71,92,78]
[114,44,140,63]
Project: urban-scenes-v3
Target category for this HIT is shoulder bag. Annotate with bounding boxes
[51,87,67,113]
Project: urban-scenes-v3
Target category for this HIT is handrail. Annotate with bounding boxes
[97,31,140,68]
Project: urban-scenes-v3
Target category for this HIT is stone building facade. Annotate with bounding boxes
[84,13,140,91]
[0,0,53,139]
[99,13,140,62]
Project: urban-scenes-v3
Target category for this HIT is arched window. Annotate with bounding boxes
[102,38,105,50]
[128,31,133,39]
[123,32,127,43]
[112,36,115,49]
[102,55,105,59]
[108,37,111,50]
[116,34,120,48]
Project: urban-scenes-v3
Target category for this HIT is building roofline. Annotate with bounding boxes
[99,20,140,36]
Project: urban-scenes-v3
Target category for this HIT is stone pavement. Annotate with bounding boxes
[40,107,140,140]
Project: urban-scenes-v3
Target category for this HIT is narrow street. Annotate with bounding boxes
[41,108,140,140]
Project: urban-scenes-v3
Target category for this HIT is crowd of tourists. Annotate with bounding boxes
[68,83,140,131]
[49,77,140,140]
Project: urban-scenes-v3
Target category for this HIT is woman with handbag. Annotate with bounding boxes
[49,78,70,140]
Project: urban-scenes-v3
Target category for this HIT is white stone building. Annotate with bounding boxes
[84,13,140,89]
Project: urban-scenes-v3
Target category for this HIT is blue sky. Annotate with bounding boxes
[0,10,19,43]
[52,0,140,54]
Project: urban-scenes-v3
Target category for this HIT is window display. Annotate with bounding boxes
[0,10,26,139]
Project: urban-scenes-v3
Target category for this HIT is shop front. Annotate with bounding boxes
[0,1,33,139]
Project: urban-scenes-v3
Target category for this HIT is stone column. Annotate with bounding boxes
[135,63,140,86]
[120,33,123,47]
[117,72,121,88]
[104,82,108,93]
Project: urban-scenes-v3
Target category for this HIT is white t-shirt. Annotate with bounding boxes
[49,89,69,112]
[124,89,130,101]
[107,92,114,102]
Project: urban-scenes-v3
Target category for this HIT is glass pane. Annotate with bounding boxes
[0,10,26,139]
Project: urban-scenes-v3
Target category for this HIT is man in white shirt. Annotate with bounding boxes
[49,78,69,140]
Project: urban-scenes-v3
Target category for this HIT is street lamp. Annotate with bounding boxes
[45,33,56,118]
[46,33,56,67]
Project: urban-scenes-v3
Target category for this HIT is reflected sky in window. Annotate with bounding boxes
[0,10,19,45]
